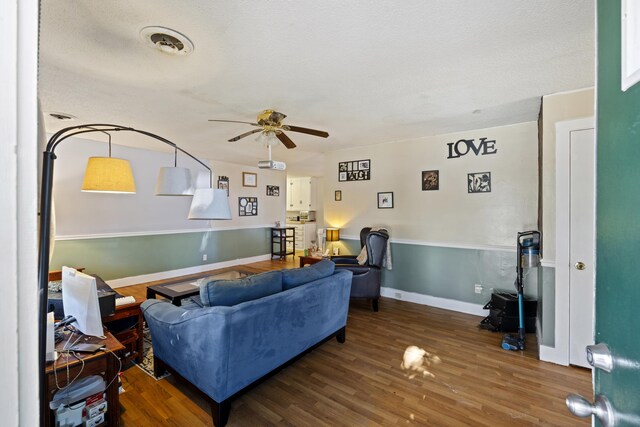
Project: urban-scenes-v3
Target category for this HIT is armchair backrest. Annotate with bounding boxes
[364,229,389,268]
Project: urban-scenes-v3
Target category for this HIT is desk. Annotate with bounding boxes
[45,331,124,427]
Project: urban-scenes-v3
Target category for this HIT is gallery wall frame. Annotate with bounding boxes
[468,172,491,193]
[238,196,258,216]
[338,159,370,182]
[242,172,257,187]
[422,170,439,191]
[266,185,279,196]
[377,192,394,209]
[217,176,229,196]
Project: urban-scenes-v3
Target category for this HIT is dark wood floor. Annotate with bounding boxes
[117,257,591,426]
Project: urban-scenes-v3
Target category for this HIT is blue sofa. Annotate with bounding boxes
[141,261,352,426]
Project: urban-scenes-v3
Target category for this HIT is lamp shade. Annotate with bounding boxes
[188,188,232,220]
[155,167,194,195]
[81,157,136,193]
[326,228,340,242]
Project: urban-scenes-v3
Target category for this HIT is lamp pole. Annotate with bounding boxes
[37,124,213,423]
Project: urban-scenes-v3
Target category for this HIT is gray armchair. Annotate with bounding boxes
[332,227,389,311]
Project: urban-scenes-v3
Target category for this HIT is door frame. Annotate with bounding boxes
[549,116,596,366]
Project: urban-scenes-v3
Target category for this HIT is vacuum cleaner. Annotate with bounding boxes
[501,230,541,351]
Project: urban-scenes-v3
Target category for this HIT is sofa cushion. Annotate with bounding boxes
[282,259,335,290]
[199,270,283,307]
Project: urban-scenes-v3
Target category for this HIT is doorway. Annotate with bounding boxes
[555,117,596,367]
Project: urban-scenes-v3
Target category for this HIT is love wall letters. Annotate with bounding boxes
[446,137,497,159]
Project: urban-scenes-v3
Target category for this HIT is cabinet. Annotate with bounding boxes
[286,177,317,210]
[286,222,317,251]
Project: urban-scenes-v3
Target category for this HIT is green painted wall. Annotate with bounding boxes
[51,228,270,280]
[341,239,538,306]
[595,0,640,415]
[538,266,555,347]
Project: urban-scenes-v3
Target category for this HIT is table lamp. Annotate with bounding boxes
[326,228,340,255]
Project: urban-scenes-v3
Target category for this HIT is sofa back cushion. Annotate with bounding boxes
[282,259,336,290]
[200,270,283,307]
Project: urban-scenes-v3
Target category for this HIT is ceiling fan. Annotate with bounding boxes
[208,109,329,149]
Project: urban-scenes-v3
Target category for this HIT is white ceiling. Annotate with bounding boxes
[39,1,594,176]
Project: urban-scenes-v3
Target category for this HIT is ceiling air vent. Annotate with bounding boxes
[139,26,194,56]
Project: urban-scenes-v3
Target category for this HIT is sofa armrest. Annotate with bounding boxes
[141,299,231,402]
[333,264,372,276]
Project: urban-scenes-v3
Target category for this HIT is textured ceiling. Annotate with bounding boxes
[39,1,594,175]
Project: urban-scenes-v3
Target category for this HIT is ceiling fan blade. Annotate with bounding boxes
[228,128,263,142]
[285,125,329,138]
[209,119,260,126]
[276,132,297,149]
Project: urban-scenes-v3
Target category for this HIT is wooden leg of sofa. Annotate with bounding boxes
[372,298,379,312]
[153,355,167,378]
[210,399,231,427]
[336,327,346,344]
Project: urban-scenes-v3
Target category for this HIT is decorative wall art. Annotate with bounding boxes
[377,192,394,209]
[266,185,279,196]
[446,137,497,159]
[338,159,370,182]
[335,190,342,201]
[238,197,258,216]
[242,172,257,187]
[468,172,491,193]
[217,176,229,196]
[422,170,439,191]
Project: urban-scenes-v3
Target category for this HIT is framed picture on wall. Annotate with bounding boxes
[338,159,370,182]
[468,172,491,193]
[335,190,342,201]
[377,192,394,209]
[238,197,258,216]
[266,185,279,196]
[422,170,439,191]
[242,172,257,187]
[217,176,229,196]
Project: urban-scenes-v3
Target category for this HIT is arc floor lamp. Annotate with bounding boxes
[37,123,230,422]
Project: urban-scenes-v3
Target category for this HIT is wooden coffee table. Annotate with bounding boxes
[146,269,254,306]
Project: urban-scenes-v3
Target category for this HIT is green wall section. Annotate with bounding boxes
[342,239,538,306]
[51,228,270,280]
[538,266,555,347]
[595,0,640,414]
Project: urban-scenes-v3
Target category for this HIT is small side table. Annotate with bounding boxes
[299,255,326,268]
[271,227,295,260]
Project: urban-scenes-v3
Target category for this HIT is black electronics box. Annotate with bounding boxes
[479,292,537,333]
[47,274,116,319]
[483,292,537,317]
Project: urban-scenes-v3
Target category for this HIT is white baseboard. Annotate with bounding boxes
[380,287,486,317]
[538,344,569,366]
[106,254,272,288]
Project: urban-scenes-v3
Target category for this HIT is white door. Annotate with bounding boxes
[554,117,596,368]
[568,126,596,367]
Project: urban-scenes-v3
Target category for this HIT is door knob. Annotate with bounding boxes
[575,261,586,270]
[566,394,615,427]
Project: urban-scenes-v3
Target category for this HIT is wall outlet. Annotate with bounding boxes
[202,254,207,261]
[394,292,402,299]
[474,284,483,294]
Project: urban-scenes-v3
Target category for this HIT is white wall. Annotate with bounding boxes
[54,136,286,237]
[323,121,538,247]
